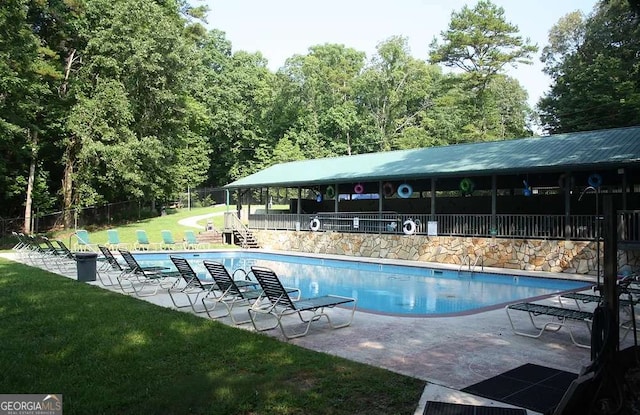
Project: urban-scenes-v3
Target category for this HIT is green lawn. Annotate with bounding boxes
[0,259,425,414]
[54,205,233,248]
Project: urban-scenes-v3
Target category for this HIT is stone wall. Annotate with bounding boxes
[251,230,640,275]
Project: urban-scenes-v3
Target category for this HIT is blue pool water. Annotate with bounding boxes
[134,251,590,316]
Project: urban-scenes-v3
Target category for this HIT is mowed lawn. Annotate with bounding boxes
[0,258,425,414]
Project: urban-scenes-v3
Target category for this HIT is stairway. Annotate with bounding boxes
[232,229,260,248]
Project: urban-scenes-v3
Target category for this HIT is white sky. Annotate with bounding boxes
[203,0,597,108]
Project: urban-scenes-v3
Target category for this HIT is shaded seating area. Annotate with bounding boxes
[248,265,357,339]
[505,302,593,349]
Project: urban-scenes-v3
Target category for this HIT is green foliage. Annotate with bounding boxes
[539,0,640,133]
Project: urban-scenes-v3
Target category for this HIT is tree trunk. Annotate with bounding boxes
[61,138,77,229]
[23,129,38,233]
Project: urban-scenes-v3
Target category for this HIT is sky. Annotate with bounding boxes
[203,0,598,108]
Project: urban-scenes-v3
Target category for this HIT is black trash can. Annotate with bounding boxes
[76,252,97,282]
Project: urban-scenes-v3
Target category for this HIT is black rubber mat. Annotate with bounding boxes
[461,363,578,414]
[423,401,526,415]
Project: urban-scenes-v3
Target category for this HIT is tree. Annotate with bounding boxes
[356,36,445,151]
[0,0,67,229]
[538,0,640,133]
[429,0,537,140]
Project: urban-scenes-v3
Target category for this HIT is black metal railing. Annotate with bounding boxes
[242,211,640,242]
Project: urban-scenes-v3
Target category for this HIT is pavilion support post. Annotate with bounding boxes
[564,171,571,240]
[334,183,339,212]
[379,182,384,214]
[430,178,436,221]
[491,175,497,235]
[296,187,301,215]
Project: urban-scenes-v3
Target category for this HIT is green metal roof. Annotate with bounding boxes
[224,126,640,189]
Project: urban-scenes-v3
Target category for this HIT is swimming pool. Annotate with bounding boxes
[134,251,590,316]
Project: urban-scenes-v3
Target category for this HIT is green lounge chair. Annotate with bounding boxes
[184,230,209,249]
[505,302,593,349]
[106,229,129,250]
[248,265,357,339]
[134,229,161,250]
[161,230,183,250]
[74,229,97,252]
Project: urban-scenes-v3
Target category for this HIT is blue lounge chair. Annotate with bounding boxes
[248,265,357,339]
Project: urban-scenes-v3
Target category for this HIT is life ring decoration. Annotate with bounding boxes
[309,217,321,232]
[397,183,413,199]
[460,178,474,195]
[325,185,335,199]
[588,173,603,188]
[382,182,395,198]
[403,219,416,235]
[523,180,532,197]
[354,183,364,194]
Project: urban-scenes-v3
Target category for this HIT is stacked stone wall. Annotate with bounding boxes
[251,230,639,275]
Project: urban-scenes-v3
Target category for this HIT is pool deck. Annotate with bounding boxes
[5,250,638,415]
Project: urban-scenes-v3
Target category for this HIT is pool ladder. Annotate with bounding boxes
[459,255,484,273]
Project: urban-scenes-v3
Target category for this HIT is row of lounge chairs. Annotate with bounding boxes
[12,234,358,340]
[96,248,358,340]
[505,279,639,349]
[73,229,210,251]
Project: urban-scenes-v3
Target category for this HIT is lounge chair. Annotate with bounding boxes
[559,291,639,341]
[74,229,97,252]
[106,229,129,250]
[161,230,183,250]
[248,265,357,339]
[168,255,220,313]
[505,302,593,348]
[117,249,178,296]
[184,230,209,249]
[97,245,130,286]
[134,229,161,250]
[201,260,273,324]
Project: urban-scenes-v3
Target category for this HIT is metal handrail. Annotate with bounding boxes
[225,213,252,248]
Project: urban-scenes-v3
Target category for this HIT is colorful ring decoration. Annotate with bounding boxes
[460,178,474,195]
[354,183,364,194]
[397,183,413,199]
[403,219,416,235]
[588,173,602,188]
[325,185,335,199]
[382,182,395,198]
[523,180,532,197]
[309,217,321,231]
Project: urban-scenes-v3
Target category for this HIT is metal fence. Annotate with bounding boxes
[245,211,640,241]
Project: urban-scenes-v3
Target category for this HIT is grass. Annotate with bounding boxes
[52,205,233,249]
[0,259,425,414]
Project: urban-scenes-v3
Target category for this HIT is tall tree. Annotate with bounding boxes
[0,0,67,229]
[429,0,536,140]
[356,36,442,151]
[538,0,640,133]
